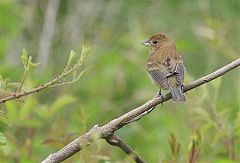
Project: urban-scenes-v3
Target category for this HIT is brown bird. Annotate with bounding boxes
[141,32,186,102]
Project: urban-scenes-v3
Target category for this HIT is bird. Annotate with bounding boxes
[141,32,186,102]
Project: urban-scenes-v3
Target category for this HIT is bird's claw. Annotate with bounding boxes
[156,94,163,100]
[155,91,164,106]
[181,84,187,94]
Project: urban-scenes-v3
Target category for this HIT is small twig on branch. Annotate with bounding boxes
[0,48,90,104]
[105,135,146,163]
[41,58,239,163]
[0,63,80,104]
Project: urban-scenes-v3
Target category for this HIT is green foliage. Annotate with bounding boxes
[0,45,91,162]
[188,130,201,163]
[0,0,239,162]
[232,127,240,137]
[0,75,18,98]
[66,50,76,68]
[21,49,39,70]
[18,49,40,93]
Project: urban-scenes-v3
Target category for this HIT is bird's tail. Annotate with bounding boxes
[169,86,186,102]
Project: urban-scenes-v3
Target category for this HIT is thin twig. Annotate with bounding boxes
[0,63,82,104]
[105,135,146,163]
[23,58,238,163]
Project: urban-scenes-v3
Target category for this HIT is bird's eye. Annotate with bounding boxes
[152,41,158,44]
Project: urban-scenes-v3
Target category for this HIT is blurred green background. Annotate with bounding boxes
[0,0,239,162]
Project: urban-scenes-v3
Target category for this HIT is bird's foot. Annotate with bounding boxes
[181,84,184,91]
[155,91,163,106]
[181,84,187,94]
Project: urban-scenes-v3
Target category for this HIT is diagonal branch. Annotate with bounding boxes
[105,135,146,163]
[42,59,240,163]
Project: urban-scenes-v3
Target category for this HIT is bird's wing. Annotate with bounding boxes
[147,64,170,89]
[147,45,185,88]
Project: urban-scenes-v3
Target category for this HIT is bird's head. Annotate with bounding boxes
[141,32,172,51]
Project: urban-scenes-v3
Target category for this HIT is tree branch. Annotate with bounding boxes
[41,59,240,163]
[105,135,146,163]
[0,60,84,104]
[0,68,73,103]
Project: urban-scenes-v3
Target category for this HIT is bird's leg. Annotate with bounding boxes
[155,88,163,106]
[181,84,184,91]
[181,84,187,94]
[158,88,162,96]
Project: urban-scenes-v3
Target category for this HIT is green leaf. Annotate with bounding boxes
[168,132,176,155]
[26,56,32,70]
[0,132,7,146]
[30,62,40,68]
[21,48,28,70]
[5,82,19,89]
[188,130,201,152]
[80,45,90,63]
[67,50,76,67]
[193,130,201,146]
[21,49,39,70]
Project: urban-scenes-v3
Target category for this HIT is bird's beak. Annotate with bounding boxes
[141,40,150,47]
